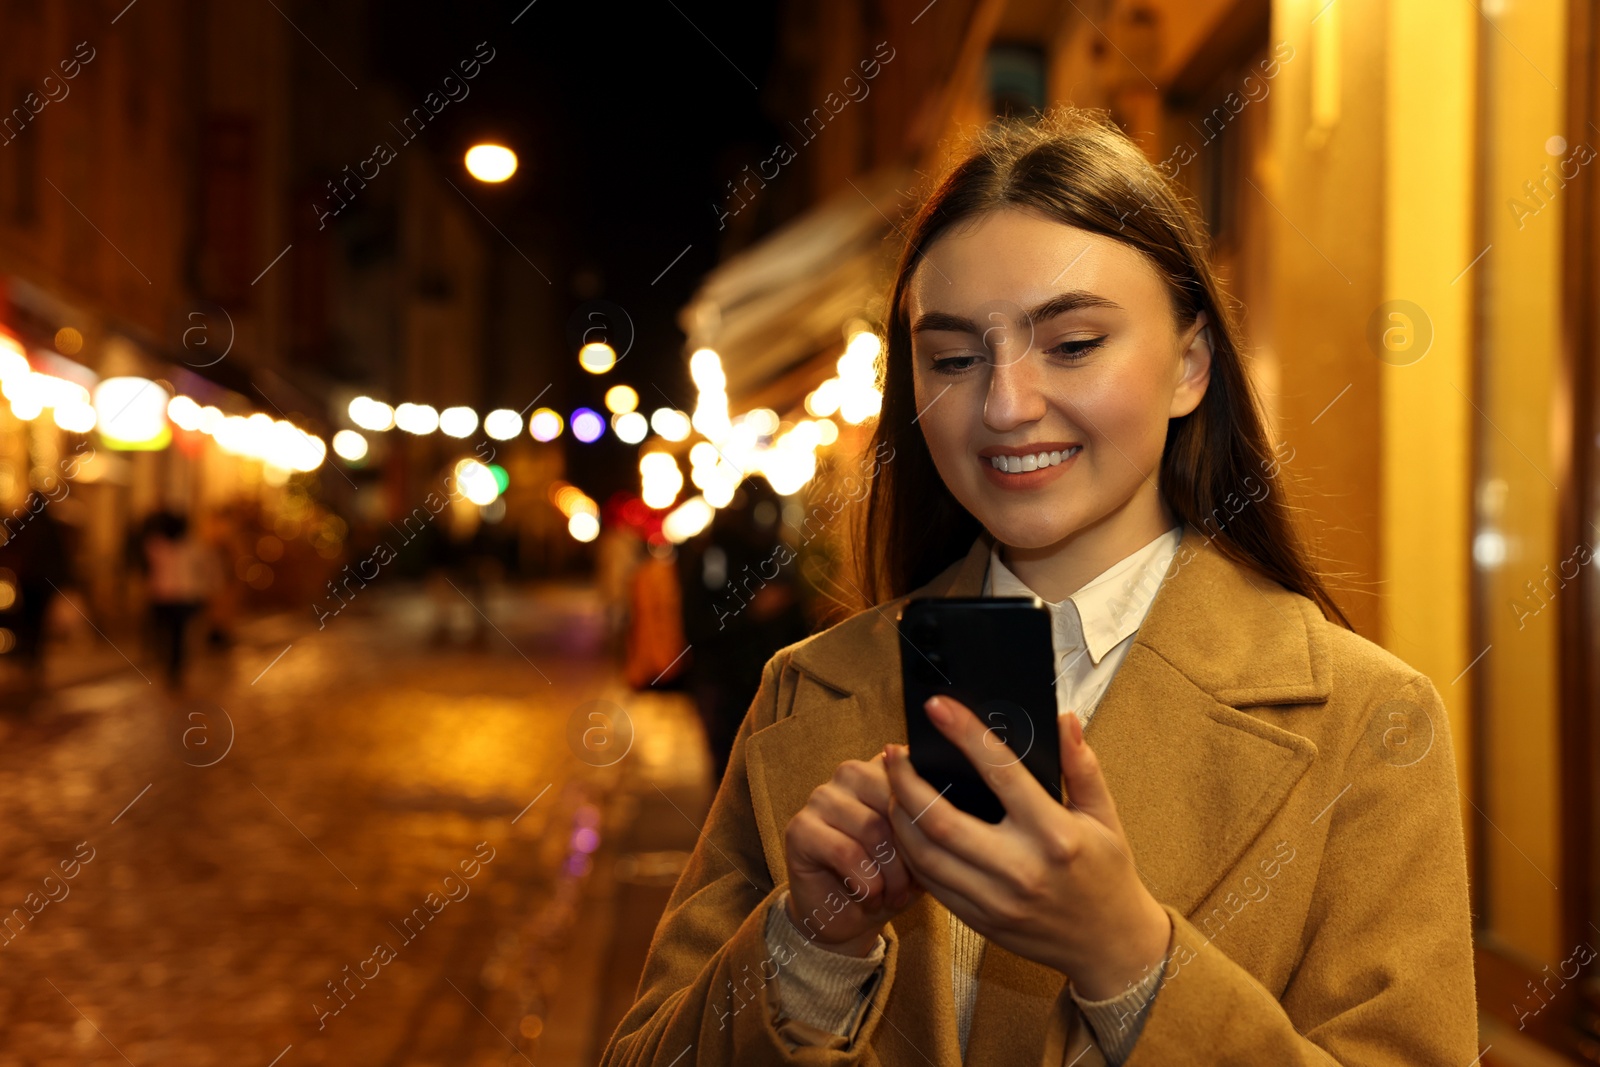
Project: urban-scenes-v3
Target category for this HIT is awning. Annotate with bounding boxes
[678,165,914,409]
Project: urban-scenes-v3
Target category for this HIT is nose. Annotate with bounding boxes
[982,326,1048,433]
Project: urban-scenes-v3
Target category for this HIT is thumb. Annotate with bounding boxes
[1060,711,1119,827]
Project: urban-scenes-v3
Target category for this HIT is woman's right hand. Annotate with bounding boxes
[782,751,922,957]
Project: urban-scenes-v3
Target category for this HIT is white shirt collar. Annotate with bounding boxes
[983,525,1183,666]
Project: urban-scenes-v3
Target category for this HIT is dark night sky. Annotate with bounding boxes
[367,0,787,499]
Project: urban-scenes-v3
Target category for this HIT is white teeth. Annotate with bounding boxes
[990,446,1080,473]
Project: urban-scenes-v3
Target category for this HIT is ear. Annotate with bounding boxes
[1170,309,1213,419]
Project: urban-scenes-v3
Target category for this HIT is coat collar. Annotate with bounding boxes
[986,524,1184,667]
[748,524,1332,1065]
[790,524,1333,707]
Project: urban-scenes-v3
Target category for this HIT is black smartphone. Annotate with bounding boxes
[896,597,1063,824]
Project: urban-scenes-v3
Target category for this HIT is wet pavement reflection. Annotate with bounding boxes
[0,583,711,1066]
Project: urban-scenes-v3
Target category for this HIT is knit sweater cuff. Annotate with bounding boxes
[1069,956,1167,1065]
[763,890,886,1042]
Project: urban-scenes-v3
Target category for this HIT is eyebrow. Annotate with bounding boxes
[911,290,1123,335]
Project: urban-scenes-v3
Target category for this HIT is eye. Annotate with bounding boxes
[924,335,1107,375]
[1045,336,1107,360]
[929,353,983,375]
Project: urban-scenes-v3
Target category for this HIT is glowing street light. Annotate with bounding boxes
[568,511,599,542]
[94,377,170,449]
[613,410,648,444]
[349,396,395,431]
[529,408,563,442]
[438,405,478,438]
[604,384,638,414]
[465,144,518,183]
[571,407,605,443]
[454,458,501,505]
[168,395,203,431]
[332,429,368,462]
[483,408,523,440]
[394,403,439,434]
[579,342,617,374]
[650,407,691,442]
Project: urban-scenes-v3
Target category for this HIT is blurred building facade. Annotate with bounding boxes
[683,0,1600,1060]
[0,0,567,641]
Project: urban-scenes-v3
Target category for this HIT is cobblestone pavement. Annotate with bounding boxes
[0,582,712,1067]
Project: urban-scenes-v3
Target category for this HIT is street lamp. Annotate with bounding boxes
[465,143,517,183]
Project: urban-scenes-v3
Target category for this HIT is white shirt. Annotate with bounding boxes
[985,524,1186,733]
[947,525,1181,1052]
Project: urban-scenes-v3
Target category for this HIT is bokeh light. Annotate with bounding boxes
[465,143,518,182]
[483,408,523,440]
[529,408,564,442]
[93,377,169,446]
[439,405,478,438]
[604,384,639,414]
[613,410,648,444]
[571,407,604,443]
[454,458,501,505]
[394,403,439,434]
[349,396,396,431]
[649,407,691,442]
[332,429,368,461]
[579,342,616,374]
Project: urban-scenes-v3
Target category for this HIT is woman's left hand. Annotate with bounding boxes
[884,695,1173,1001]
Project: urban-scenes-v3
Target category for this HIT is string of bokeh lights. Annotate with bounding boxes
[2,326,886,548]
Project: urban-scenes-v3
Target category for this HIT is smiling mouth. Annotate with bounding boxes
[987,445,1081,474]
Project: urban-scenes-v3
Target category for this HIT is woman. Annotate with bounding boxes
[602,108,1476,1065]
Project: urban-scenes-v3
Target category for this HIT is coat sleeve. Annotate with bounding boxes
[1120,671,1479,1066]
[599,650,902,1066]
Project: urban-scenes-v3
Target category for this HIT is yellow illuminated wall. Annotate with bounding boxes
[1379,0,1476,853]
[1470,0,1568,966]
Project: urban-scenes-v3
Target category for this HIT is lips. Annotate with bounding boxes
[978,443,1082,490]
[986,445,1081,473]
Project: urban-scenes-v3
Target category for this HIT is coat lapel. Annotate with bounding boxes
[746,525,1331,1066]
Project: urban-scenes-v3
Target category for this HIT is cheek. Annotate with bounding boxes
[916,400,967,476]
[1063,367,1170,459]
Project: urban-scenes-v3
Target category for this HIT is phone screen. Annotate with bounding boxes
[897,597,1063,824]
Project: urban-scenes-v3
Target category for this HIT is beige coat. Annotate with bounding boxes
[601,527,1479,1065]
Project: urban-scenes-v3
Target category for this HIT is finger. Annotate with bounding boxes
[861,831,915,905]
[835,754,894,819]
[1059,710,1121,830]
[813,778,895,852]
[811,784,911,901]
[883,738,1007,874]
[886,791,1004,922]
[789,809,896,912]
[908,868,990,937]
[884,756,1011,898]
[923,695,1054,825]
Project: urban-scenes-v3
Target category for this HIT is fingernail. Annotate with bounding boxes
[925,696,948,724]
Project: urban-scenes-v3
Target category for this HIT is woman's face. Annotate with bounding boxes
[906,207,1212,553]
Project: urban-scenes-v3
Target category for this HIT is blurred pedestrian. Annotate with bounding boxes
[623,540,687,691]
[595,503,643,654]
[143,511,219,688]
[0,491,73,695]
[676,478,808,785]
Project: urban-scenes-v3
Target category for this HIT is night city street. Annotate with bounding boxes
[1,0,1598,1063]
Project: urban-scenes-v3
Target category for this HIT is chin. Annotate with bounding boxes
[968,497,1087,551]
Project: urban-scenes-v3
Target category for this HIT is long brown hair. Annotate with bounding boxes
[851,106,1351,629]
